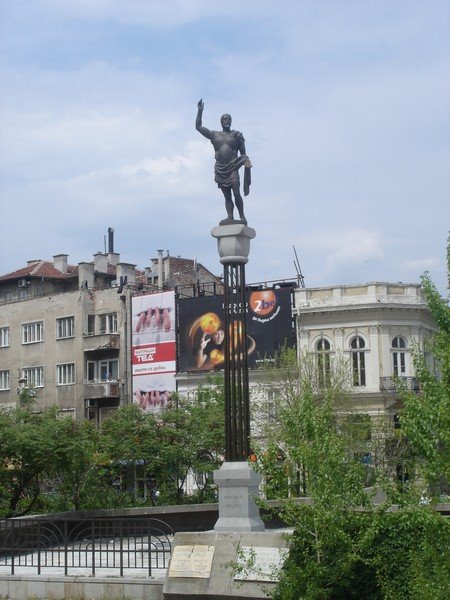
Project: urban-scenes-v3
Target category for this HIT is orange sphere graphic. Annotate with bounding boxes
[210,349,224,364]
[249,290,277,316]
[200,312,220,334]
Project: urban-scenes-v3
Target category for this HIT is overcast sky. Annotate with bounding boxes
[0,1,448,291]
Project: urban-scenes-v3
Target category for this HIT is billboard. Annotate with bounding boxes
[178,288,293,372]
[131,291,176,414]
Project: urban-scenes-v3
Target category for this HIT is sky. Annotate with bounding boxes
[0,0,449,291]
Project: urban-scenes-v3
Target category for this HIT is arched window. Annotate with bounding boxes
[350,336,366,386]
[316,338,331,387]
[392,336,407,375]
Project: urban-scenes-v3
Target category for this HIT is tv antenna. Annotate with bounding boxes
[293,245,305,288]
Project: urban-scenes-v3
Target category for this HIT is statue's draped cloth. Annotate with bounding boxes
[214,157,251,196]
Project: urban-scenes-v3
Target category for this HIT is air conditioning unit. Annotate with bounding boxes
[18,279,29,288]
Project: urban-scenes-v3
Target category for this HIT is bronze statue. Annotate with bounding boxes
[196,99,251,225]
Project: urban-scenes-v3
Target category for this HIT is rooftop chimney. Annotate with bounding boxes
[94,252,108,274]
[78,262,94,288]
[53,254,68,274]
[117,262,136,284]
[107,252,120,266]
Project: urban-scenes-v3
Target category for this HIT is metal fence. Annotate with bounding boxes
[379,376,420,392]
[0,517,173,576]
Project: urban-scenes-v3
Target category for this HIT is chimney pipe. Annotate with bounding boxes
[157,249,164,290]
[108,227,114,253]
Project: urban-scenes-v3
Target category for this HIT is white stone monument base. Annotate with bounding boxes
[213,462,265,532]
[211,223,256,264]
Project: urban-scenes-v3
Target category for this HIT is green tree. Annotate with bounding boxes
[398,268,449,498]
[101,383,224,505]
[0,406,63,517]
[254,348,373,501]
[45,417,119,511]
[155,383,224,504]
[257,307,449,599]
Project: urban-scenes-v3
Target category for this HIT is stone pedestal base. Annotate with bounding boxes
[213,462,265,532]
[211,223,256,264]
[163,530,291,600]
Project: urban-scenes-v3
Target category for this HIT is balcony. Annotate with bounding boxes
[84,381,120,399]
[83,333,120,352]
[380,376,420,393]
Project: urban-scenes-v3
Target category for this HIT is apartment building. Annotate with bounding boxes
[0,244,221,422]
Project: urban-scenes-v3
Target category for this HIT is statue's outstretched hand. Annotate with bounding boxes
[197,99,204,111]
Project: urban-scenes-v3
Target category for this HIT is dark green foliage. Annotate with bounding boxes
[275,505,449,600]
[274,509,381,600]
[0,383,225,516]
[361,506,449,600]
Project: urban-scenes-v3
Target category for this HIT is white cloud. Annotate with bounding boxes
[401,258,440,272]
[300,228,384,271]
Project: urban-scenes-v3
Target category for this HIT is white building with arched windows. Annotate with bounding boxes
[295,282,437,418]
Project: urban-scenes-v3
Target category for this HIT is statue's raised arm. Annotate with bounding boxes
[195,99,251,225]
[195,99,213,140]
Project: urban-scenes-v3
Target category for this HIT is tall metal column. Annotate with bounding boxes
[211,223,256,461]
[223,261,250,461]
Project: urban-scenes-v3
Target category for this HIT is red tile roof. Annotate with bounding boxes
[0,261,78,282]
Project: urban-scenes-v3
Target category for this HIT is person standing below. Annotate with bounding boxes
[196,99,251,224]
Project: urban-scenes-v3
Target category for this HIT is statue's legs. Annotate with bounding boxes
[231,182,247,225]
[222,187,235,220]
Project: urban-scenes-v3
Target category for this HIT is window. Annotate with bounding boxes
[87,314,96,335]
[350,336,366,386]
[86,358,118,382]
[22,366,44,387]
[57,363,75,385]
[0,326,9,347]
[99,313,117,334]
[56,316,74,339]
[0,370,10,390]
[0,290,12,303]
[316,338,331,387]
[392,336,407,375]
[22,321,43,344]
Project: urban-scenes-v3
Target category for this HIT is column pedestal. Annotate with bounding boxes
[214,462,265,532]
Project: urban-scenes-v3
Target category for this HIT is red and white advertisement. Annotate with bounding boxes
[131,291,176,414]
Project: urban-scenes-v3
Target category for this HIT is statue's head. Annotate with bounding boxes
[220,114,232,129]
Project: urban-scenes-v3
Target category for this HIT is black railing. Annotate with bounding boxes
[0,517,173,576]
[380,376,420,392]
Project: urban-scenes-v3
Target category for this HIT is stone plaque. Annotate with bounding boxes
[234,546,288,582]
[168,544,215,578]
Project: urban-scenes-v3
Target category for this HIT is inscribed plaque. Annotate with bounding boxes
[234,546,288,582]
[168,544,215,578]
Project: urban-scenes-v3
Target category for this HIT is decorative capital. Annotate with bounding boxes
[299,328,309,339]
[333,328,343,337]
[380,325,390,335]
[369,325,379,334]
[211,224,256,264]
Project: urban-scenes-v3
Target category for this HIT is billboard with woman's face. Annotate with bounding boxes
[177,288,294,373]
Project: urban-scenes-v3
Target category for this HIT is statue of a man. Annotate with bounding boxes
[196,99,251,225]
